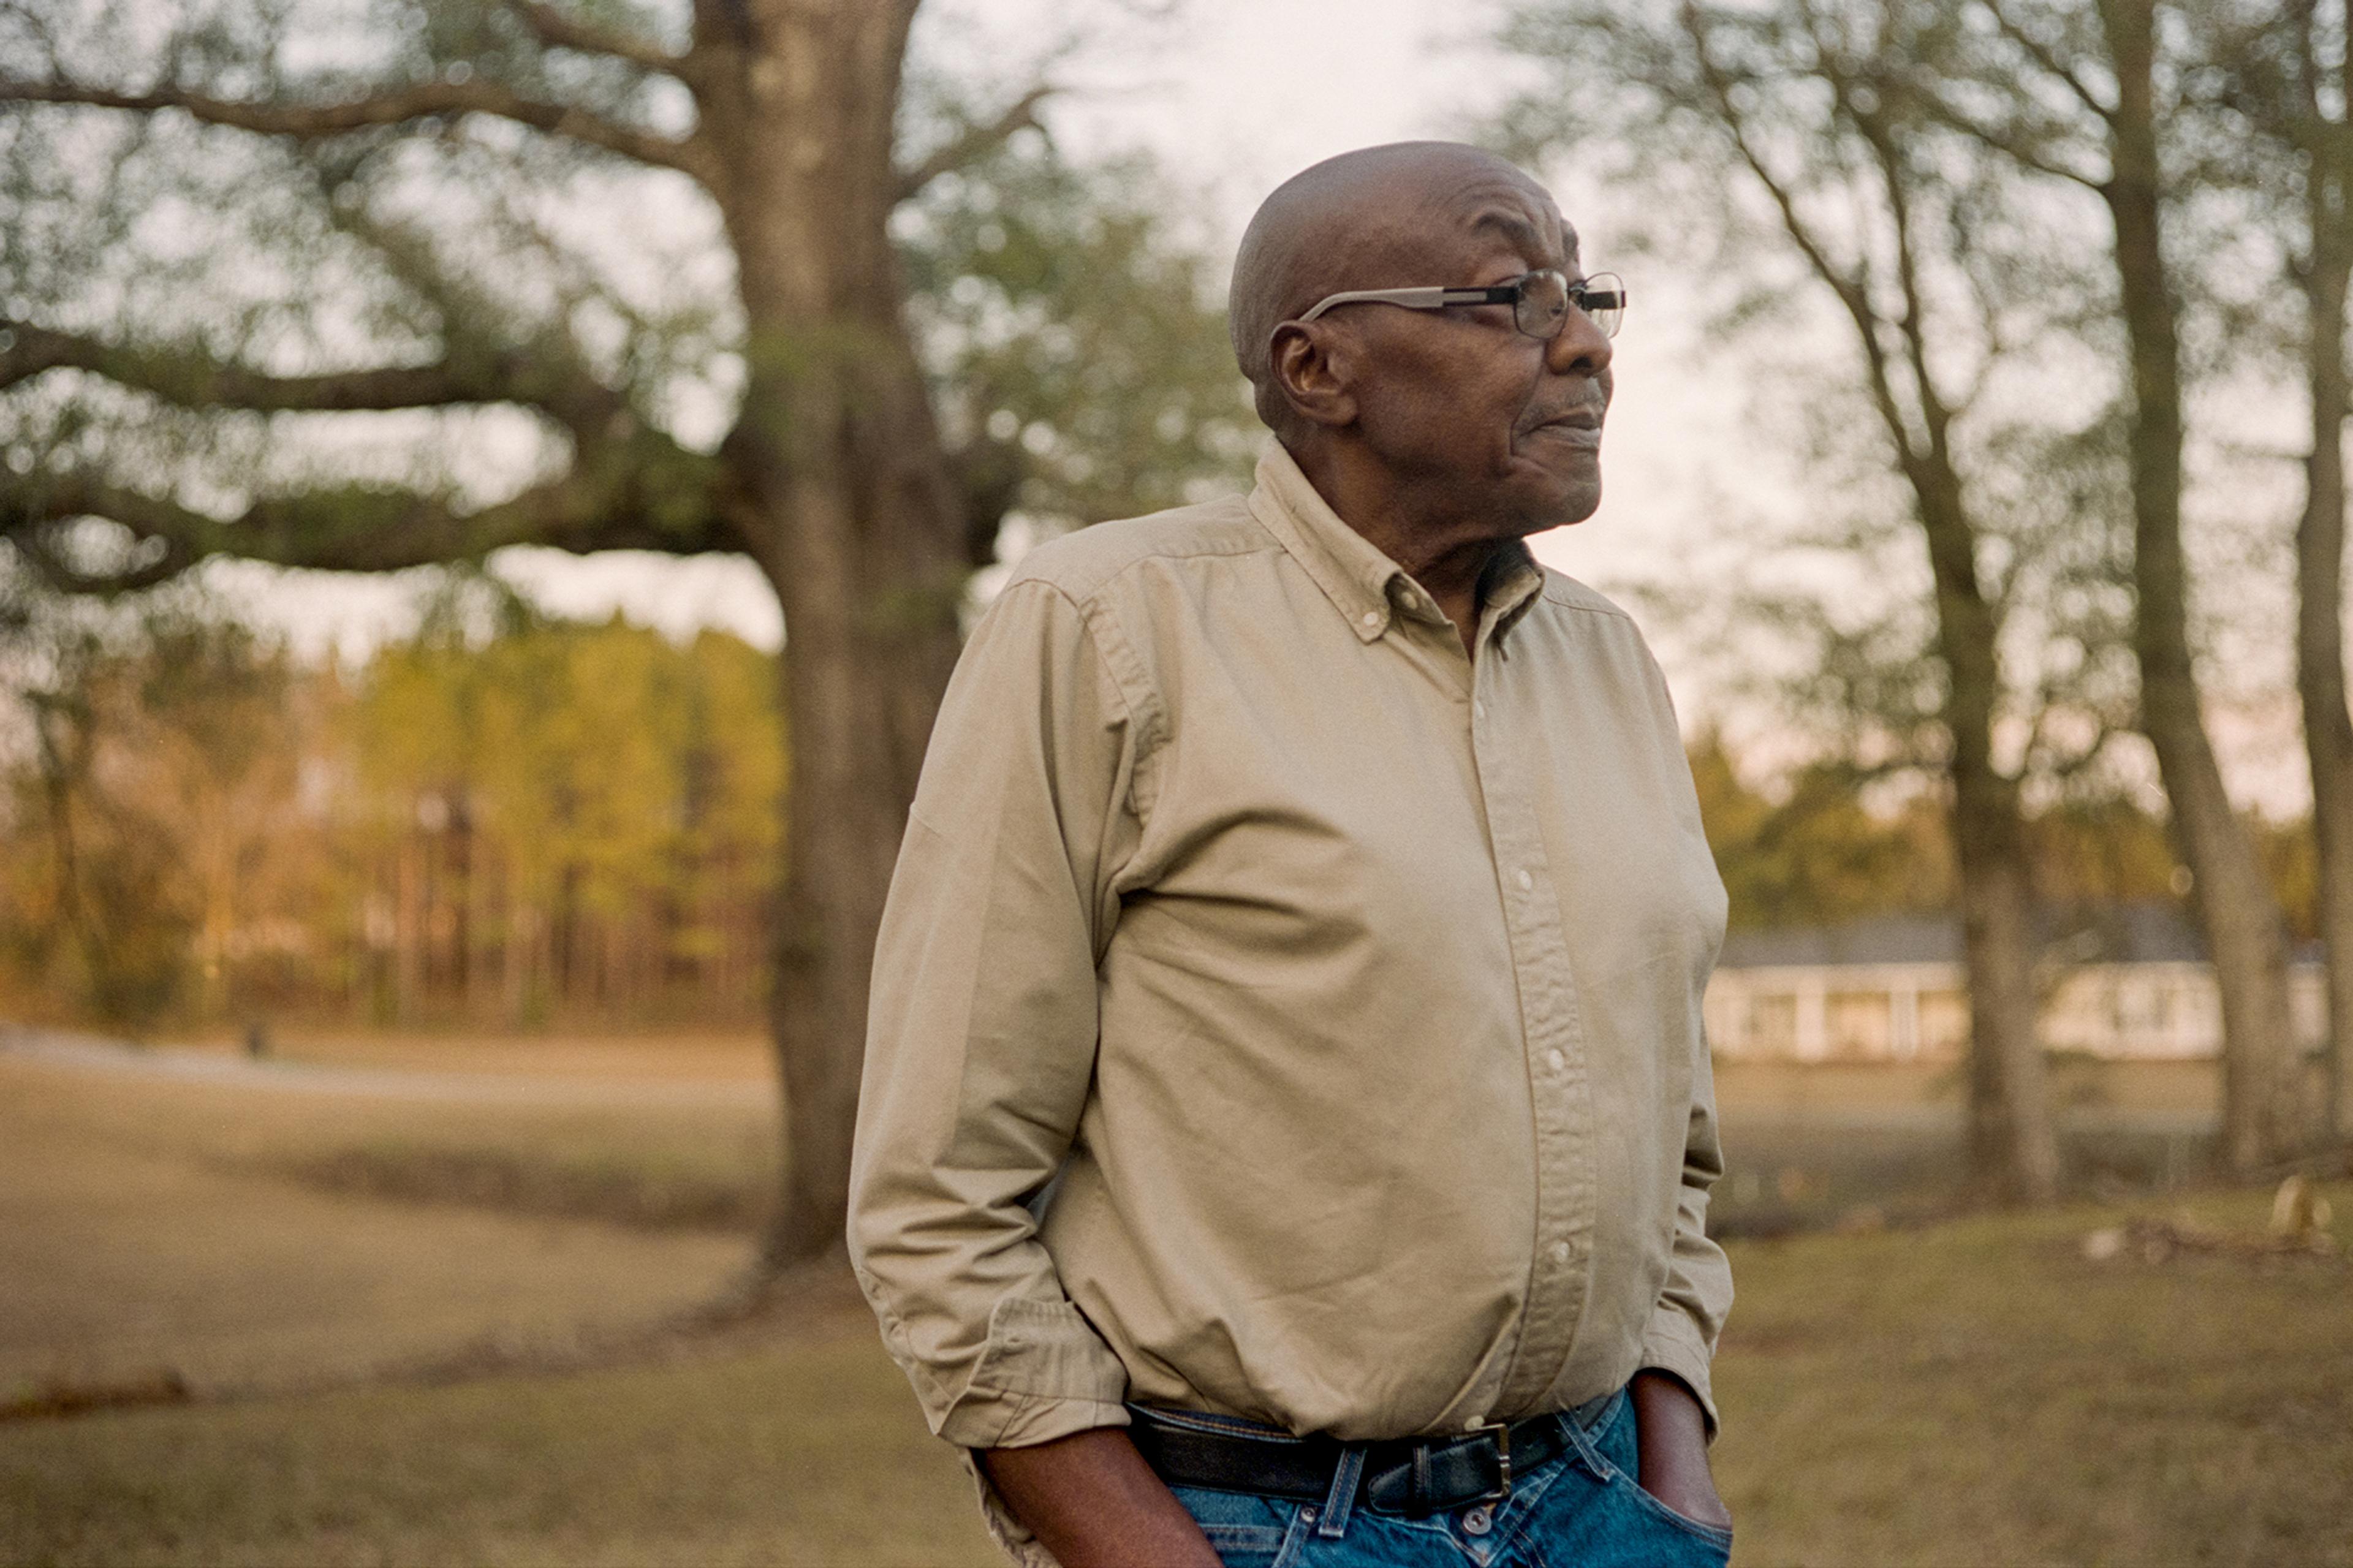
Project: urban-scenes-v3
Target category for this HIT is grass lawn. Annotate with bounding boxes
[1710,1183,2352,1566]
[5,1034,2346,1565]
[7,1183,2344,1566]
[0,1330,999,1568]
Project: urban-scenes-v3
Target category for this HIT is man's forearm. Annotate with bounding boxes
[978,1428,1223,1568]
[1629,1369,1732,1529]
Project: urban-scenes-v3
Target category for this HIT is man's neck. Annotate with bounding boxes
[1289,440,1517,657]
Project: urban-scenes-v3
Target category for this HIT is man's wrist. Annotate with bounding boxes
[1628,1369,1732,1529]
[978,1428,1222,1568]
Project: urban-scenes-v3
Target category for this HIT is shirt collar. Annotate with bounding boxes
[1246,443,1548,646]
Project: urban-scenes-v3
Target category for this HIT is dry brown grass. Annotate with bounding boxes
[1714,1056,2221,1115]
[0,1055,759,1398]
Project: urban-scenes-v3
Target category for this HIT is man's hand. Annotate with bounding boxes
[978,1428,1224,1568]
[1628,1370,1732,1531]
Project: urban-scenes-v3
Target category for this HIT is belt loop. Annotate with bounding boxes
[1317,1446,1364,1538]
[1558,1407,1614,1483]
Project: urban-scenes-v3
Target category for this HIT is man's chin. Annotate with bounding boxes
[1509,477,1602,535]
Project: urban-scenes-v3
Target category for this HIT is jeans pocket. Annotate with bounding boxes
[1616,1472,1735,1557]
[1169,1484,1297,1568]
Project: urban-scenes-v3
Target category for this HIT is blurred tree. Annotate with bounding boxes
[1693,730,2317,939]
[1901,0,2305,1170]
[1499,0,2112,1200]
[0,0,1249,1265]
[906,147,1260,561]
[2189,0,2353,1138]
[347,596,784,1029]
[1689,732,1958,930]
[0,588,797,1032]
[1,594,301,1025]
[2022,792,2184,912]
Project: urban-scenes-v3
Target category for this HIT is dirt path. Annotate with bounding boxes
[0,1024,769,1108]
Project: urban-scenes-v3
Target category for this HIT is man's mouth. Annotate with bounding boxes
[1527,407,1604,447]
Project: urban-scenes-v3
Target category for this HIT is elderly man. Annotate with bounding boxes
[849,142,1733,1568]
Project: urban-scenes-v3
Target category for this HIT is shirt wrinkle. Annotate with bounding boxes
[850,442,1735,1506]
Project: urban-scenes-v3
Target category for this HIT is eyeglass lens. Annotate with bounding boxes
[1513,271,1624,339]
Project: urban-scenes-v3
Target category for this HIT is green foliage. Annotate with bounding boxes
[1693,726,2321,937]
[899,134,1260,556]
[344,596,784,1025]
[1689,732,1957,930]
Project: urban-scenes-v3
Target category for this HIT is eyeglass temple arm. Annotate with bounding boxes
[1295,286,1453,322]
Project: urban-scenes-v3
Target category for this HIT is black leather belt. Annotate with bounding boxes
[1127,1406,1572,1519]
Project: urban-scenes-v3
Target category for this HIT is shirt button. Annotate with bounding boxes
[1546,1048,1565,1072]
[1360,610,1381,629]
[1550,1240,1571,1264]
[1474,699,1487,720]
[1464,1414,1488,1430]
[1515,868,1534,891]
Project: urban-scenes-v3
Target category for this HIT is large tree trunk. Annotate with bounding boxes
[2101,0,2299,1173]
[699,2,968,1266]
[2297,105,2353,1149]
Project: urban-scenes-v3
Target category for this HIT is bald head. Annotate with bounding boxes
[1229,142,1570,437]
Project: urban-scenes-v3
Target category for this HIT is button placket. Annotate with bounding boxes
[1471,672,1600,1413]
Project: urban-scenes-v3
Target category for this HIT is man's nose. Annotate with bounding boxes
[1546,305,1613,377]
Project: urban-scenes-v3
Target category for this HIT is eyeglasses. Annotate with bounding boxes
[1294,270,1625,340]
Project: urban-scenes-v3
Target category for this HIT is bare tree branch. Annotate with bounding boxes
[1900,77,2109,190]
[0,74,719,186]
[1679,5,1927,472]
[2,439,737,586]
[504,0,683,73]
[1984,0,2115,124]
[0,321,508,409]
[895,84,1054,202]
[6,504,197,593]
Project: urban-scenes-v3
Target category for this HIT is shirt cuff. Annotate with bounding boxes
[934,1293,1132,1449]
[1637,1306,1721,1442]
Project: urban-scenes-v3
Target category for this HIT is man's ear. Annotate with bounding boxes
[1269,322,1359,431]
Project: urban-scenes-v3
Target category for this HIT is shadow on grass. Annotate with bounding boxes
[253,1142,768,1234]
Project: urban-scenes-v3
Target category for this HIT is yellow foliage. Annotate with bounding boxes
[2,608,786,1030]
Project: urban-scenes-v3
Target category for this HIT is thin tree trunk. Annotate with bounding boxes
[1838,92,2060,1202]
[2101,0,2298,1172]
[1922,450,2059,1202]
[1893,221,2060,1205]
[395,836,422,1026]
[698,1,967,1265]
[2297,96,2353,1148]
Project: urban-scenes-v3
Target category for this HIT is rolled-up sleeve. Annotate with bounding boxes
[847,577,1152,1450]
[1639,1039,1735,1439]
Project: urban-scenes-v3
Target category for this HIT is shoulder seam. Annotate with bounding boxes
[992,577,1170,816]
[1009,534,1284,607]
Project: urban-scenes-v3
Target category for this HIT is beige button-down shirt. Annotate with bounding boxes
[850,445,1732,1469]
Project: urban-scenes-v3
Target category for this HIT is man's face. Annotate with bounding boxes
[1336,176,1614,536]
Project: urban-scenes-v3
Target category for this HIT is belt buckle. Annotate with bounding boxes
[1465,1420,1513,1503]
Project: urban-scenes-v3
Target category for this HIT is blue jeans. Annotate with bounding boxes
[1165,1389,1733,1568]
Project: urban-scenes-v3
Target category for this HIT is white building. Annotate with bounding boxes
[1703,907,2325,1062]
